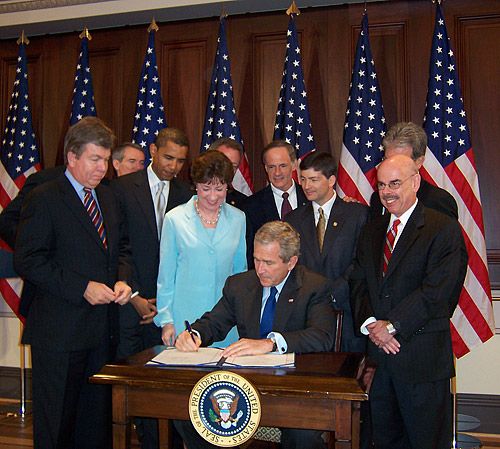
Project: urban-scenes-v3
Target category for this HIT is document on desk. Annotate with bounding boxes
[147,347,295,368]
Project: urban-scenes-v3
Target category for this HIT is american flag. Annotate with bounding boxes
[337,13,386,204]
[200,17,253,195]
[131,27,167,163]
[422,4,494,357]
[273,14,315,160]
[69,34,97,125]
[0,41,41,322]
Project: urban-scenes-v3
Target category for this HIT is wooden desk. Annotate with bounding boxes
[91,346,373,449]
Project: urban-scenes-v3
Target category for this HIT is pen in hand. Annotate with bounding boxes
[184,320,197,344]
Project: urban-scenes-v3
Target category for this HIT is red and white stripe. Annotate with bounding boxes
[422,147,494,358]
[233,154,254,196]
[337,142,377,205]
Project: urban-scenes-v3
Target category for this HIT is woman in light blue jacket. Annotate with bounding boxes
[154,151,247,347]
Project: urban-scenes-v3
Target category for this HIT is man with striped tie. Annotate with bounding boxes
[350,154,467,449]
[14,117,133,449]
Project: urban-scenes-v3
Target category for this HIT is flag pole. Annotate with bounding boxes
[16,30,31,420]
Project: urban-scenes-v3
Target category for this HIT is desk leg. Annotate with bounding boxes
[112,385,130,449]
[158,419,172,449]
[333,401,360,449]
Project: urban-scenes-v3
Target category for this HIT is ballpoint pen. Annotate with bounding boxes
[184,320,197,344]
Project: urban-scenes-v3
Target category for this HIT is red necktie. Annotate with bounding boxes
[382,219,400,275]
[83,188,107,249]
[281,192,292,219]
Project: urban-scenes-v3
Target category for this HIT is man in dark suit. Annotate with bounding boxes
[208,137,248,209]
[175,220,335,449]
[0,166,64,317]
[285,151,368,352]
[350,154,467,449]
[242,140,308,266]
[111,128,192,449]
[14,117,133,449]
[111,142,146,177]
[369,121,458,220]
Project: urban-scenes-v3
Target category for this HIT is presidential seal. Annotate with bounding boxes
[189,371,261,447]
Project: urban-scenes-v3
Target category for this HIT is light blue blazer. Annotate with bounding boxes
[154,196,247,347]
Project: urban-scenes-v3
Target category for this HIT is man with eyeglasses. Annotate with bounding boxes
[350,154,467,449]
[369,121,458,220]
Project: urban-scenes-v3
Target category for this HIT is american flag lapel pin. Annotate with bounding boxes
[288,298,294,303]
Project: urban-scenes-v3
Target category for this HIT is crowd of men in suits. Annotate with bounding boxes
[0,117,467,449]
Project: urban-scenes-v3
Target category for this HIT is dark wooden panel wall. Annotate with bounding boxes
[0,0,499,286]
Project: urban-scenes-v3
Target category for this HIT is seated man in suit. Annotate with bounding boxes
[208,137,248,209]
[350,154,467,449]
[242,140,308,266]
[175,220,335,449]
[285,151,368,352]
[369,121,458,220]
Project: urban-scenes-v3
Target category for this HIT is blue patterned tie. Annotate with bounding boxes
[260,286,278,338]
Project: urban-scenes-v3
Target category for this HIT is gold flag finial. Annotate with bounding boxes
[432,0,443,4]
[148,18,159,33]
[286,1,300,16]
[16,30,30,45]
[79,27,92,40]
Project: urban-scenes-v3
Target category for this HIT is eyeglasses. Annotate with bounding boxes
[376,173,417,191]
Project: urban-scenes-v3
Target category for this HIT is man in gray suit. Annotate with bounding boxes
[175,220,335,449]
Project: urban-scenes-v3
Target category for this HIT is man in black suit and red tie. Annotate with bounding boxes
[242,140,307,266]
[111,127,192,449]
[350,154,467,449]
[14,117,133,449]
[369,121,458,220]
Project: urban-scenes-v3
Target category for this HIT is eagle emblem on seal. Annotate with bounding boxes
[209,388,244,429]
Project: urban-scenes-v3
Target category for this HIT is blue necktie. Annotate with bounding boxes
[260,286,278,338]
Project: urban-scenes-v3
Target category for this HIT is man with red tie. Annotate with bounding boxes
[350,154,467,449]
[242,140,307,267]
[14,117,133,449]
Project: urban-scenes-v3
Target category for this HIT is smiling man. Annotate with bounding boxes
[350,154,467,449]
[242,140,307,267]
[285,151,368,352]
[175,220,335,449]
[14,117,133,449]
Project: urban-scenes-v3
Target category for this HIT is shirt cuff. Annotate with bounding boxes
[360,317,377,335]
[153,306,173,328]
[268,332,287,354]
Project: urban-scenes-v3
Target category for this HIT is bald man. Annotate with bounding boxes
[350,154,467,449]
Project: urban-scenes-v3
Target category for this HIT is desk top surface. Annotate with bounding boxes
[92,346,373,402]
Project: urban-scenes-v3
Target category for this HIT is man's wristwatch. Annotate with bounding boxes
[386,321,397,336]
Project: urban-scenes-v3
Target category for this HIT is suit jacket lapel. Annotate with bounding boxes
[321,199,347,262]
[133,171,157,237]
[384,204,424,280]
[301,204,321,258]
[245,280,264,338]
[263,185,280,221]
[273,269,300,332]
[372,215,390,286]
